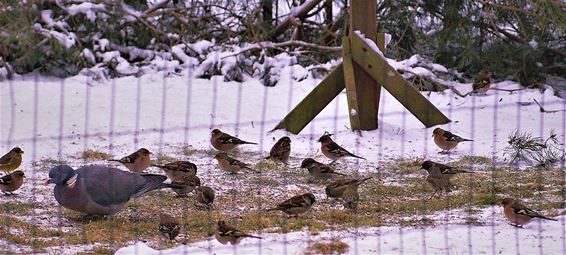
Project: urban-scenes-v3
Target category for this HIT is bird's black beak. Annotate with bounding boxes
[43,179,52,186]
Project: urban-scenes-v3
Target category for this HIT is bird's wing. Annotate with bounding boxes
[218,133,242,144]
[0,174,13,184]
[278,194,307,208]
[0,153,14,165]
[442,131,463,141]
[326,142,349,155]
[319,165,336,174]
[121,151,140,163]
[512,203,543,218]
[77,166,165,206]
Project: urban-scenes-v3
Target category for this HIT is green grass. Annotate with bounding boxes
[81,150,111,161]
[3,153,564,253]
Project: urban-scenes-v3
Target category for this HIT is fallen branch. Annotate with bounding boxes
[533,98,566,113]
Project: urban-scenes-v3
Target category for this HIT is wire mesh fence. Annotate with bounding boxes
[1,67,565,254]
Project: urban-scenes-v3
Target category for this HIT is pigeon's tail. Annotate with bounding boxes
[131,174,169,198]
[160,182,188,190]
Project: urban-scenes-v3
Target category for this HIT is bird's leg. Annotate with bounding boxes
[428,190,438,200]
[508,223,523,228]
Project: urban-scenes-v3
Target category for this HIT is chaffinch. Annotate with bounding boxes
[300,158,346,182]
[266,192,316,217]
[214,153,256,174]
[0,170,25,195]
[109,148,152,173]
[215,220,262,245]
[265,136,291,164]
[171,174,201,197]
[211,129,257,151]
[317,133,365,162]
[151,160,197,180]
[501,198,557,228]
[432,128,472,153]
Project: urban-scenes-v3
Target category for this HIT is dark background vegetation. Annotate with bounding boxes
[0,0,564,89]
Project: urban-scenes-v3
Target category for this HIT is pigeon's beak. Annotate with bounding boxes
[43,179,51,186]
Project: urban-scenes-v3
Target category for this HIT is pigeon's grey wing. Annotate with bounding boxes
[76,166,165,206]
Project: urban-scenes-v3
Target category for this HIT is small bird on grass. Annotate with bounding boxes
[432,128,472,153]
[171,174,201,197]
[215,220,262,245]
[214,153,257,174]
[266,192,316,217]
[109,148,152,173]
[195,186,215,210]
[472,69,493,94]
[151,160,197,180]
[421,161,473,180]
[501,198,557,228]
[265,136,291,164]
[318,132,365,163]
[301,158,346,182]
[0,147,24,174]
[44,165,179,218]
[159,213,181,241]
[325,177,372,199]
[211,129,257,151]
[421,160,473,199]
[0,170,25,195]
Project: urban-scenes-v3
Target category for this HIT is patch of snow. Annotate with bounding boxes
[384,33,392,49]
[529,39,538,49]
[65,3,105,22]
[116,211,566,254]
[80,49,96,64]
[431,63,448,73]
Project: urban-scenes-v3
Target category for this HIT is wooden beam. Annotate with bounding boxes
[271,64,346,134]
[348,0,380,130]
[349,32,451,127]
[341,38,361,130]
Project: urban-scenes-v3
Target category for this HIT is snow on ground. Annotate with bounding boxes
[1,68,565,253]
[1,69,564,166]
[116,211,566,254]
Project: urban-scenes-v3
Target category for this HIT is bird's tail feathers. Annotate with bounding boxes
[536,215,558,221]
[108,159,123,163]
[461,138,473,142]
[243,234,262,239]
[349,153,367,160]
[240,141,258,145]
[358,177,373,184]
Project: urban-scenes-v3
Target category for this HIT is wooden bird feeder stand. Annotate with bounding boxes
[272,1,450,134]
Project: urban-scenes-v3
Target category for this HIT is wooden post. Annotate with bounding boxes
[347,1,380,130]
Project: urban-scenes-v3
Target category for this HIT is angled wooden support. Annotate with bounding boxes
[271,63,345,134]
[349,32,450,127]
